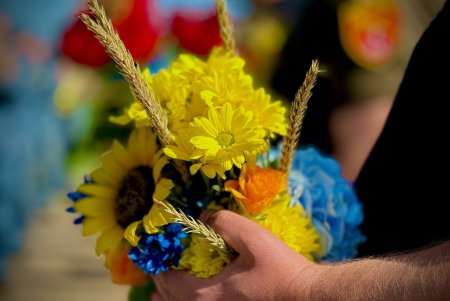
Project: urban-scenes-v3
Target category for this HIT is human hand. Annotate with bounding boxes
[151,209,325,301]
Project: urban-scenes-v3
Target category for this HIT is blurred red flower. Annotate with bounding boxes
[60,0,161,67]
[171,12,223,56]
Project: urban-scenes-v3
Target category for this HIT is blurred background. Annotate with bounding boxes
[0,0,445,300]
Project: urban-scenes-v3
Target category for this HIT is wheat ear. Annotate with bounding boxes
[80,0,172,146]
[216,0,235,52]
[154,199,236,259]
[280,60,320,174]
[81,0,192,182]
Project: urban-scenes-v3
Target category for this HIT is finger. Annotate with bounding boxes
[154,270,201,300]
[151,291,163,301]
[153,276,179,301]
[199,209,276,255]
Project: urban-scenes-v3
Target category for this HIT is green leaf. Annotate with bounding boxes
[128,280,156,301]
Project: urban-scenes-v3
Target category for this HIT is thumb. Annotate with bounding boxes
[200,209,274,255]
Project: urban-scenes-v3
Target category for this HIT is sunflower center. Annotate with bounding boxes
[115,166,155,228]
[217,133,234,147]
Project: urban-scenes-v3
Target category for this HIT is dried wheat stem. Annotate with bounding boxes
[154,199,236,259]
[280,60,320,174]
[80,0,172,146]
[216,0,235,52]
[81,0,191,182]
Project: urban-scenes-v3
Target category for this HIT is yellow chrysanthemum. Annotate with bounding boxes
[242,88,287,137]
[109,102,149,127]
[204,47,245,74]
[184,93,209,124]
[194,71,253,107]
[188,103,266,172]
[164,132,227,179]
[179,234,231,278]
[73,128,174,256]
[150,69,190,131]
[251,195,321,261]
[170,53,206,81]
[110,67,190,131]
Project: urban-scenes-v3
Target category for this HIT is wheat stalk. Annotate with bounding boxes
[81,0,191,182]
[154,199,236,259]
[80,0,172,146]
[281,60,320,174]
[216,0,235,52]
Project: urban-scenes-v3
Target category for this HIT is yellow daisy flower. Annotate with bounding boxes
[189,103,266,172]
[73,128,174,256]
[164,130,226,179]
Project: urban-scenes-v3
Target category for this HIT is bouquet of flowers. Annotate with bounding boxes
[67,0,365,298]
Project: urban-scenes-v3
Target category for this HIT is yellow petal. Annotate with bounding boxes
[190,136,220,150]
[78,184,116,200]
[190,163,202,175]
[109,114,132,126]
[201,164,216,178]
[143,203,172,234]
[82,215,117,236]
[163,146,179,159]
[95,225,123,256]
[73,197,114,216]
[152,152,168,181]
[199,116,219,137]
[142,68,151,82]
[91,169,120,186]
[112,140,133,169]
[124,221,142,247]
[153,178,174,201]
[208,106,223,132]
[221,103,233,132]
[189,149,204,160]
[221,159,233,171]
[101,152,126,176]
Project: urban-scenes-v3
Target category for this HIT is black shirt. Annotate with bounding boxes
[355,0,450,256]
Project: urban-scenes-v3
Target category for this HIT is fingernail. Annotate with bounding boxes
[199,209,217,224]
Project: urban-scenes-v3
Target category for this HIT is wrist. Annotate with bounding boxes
[308,264,336,301]
[282,262,334,301]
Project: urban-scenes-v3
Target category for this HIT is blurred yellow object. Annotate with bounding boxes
[53,61,104,116]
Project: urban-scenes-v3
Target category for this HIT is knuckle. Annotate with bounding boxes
[207,210,231,229]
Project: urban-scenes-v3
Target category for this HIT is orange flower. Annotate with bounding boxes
[225,164,287,214]
[105,243,149,285]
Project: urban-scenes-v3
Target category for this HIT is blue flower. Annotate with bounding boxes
[288,147,366,261]
[128,223,187,276]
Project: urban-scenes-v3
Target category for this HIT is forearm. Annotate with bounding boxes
[310,241,450,301]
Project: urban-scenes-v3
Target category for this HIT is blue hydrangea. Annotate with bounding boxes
[265,146,365,261]
[288,147,366,261]
[129,223,187,276]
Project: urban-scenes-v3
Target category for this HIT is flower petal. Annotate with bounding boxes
[95,225,124,256]
[82,215,117,236]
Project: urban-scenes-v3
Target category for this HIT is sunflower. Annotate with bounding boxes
[73,128,174,257]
